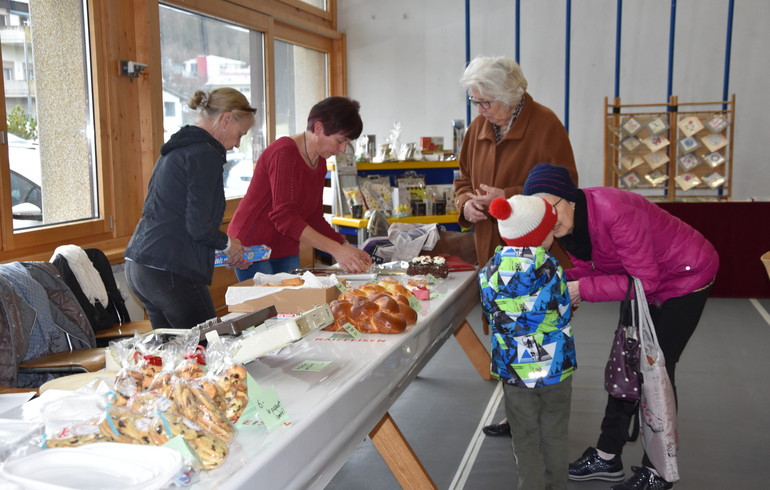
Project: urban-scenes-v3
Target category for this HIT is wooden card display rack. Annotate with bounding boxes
[604,95,735,201]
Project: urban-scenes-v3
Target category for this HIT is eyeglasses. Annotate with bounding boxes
[468,96,493,110]
[552,198,563,209]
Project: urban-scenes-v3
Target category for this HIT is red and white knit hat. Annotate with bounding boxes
[488,195,557,247]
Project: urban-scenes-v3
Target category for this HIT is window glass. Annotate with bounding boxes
[298,0,327,10]
[159,4,266,199]
[2,0,97,231]
[274,40,327,138]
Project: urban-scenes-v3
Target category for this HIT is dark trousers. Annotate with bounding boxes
[505,377,573,490]
[596,284,713,469]
[125,260,216,329]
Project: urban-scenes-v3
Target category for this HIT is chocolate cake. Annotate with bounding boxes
[406,255,449,278]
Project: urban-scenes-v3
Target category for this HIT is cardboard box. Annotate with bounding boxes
[227,279,340,314]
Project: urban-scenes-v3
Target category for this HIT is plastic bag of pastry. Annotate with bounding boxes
[98,404,155,445]
[40,391,108,449]
[202,338,250,424]
[170,378,235,443]
[109,337,152,404]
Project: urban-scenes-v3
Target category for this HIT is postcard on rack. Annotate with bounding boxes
[644,151,670,170]
[678,116,704,137]
[701,133,728,152]
[641,134,670,152]
[675,173,701,191]
[620,154,645,170]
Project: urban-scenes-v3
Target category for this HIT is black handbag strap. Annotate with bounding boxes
[619,276,635,325]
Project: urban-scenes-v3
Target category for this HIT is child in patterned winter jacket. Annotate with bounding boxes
[479,194,576,490]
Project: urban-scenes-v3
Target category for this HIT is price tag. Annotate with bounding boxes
[293,360,332,372]
[253,386,290,431]
[341,322,362,339]
[408,295,422,312]
[425,274,439,285]
[335,282,348,292]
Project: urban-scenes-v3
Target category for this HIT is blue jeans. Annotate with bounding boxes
[125,260,216,329]
[234,255,300,282]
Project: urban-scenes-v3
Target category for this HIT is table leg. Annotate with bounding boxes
[369,412,438,490]
[453,320,492,380]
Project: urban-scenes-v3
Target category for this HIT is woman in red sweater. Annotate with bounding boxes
[228,96,372,281]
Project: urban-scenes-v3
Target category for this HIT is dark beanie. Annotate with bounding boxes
[523,162,578,202]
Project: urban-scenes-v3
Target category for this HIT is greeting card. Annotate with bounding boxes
[679,136,701,154]
[678,116,704,137]
[703,152,726,168]
[702,172,726,188]
[647,117,669,135]
[705,115,728,133]
[644,170,668,187]
[675,173,701,191]
[641,134,670,152]
[621,172,641,188]
[622,117,643,136]
[701,132,728,152]
[620,154,645,170]
[643,151,669,170]
[678,153,700,172]
[621,136,642,152]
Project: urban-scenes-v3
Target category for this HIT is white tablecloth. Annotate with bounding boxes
[197,270,480,489]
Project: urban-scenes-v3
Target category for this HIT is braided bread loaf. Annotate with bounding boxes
[326,282,418,334]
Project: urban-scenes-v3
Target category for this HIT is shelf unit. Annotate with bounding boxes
[329,160,461,243]
[604,95,735,201]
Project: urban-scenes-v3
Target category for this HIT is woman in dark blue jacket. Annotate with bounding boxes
[125,88,255,329]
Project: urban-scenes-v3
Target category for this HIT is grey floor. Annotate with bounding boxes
[326,297,770,490]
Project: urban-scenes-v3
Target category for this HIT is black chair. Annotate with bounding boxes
[51,248,152,345]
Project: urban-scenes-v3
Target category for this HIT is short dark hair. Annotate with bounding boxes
[306,96,363,140]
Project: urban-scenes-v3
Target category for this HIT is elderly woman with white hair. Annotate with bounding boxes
[454,56,578,269]
[454,56,579,438]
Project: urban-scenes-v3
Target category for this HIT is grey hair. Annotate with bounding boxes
[460,56,528,108]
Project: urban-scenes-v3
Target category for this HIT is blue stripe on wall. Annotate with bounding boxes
[565,0,571,132]
[667,0,677,100]
[465,0,471,126]
[614,0,623,98]
[723,0,734,109]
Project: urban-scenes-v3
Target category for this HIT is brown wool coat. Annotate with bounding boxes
[454,93,579,267]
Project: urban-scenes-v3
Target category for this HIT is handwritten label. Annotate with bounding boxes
[408,295,422,312]
[293,360,332,372]
[341,322,362,339]
[253,386,290,431]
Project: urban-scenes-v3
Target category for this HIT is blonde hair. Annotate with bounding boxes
[188,87,257,120]
[460,56,528,108]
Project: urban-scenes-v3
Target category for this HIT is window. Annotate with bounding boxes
[274,40,328,138]
[164,101,176,118]
[159,4,266,199]
[298,0,327,11]
[1,0,98,233]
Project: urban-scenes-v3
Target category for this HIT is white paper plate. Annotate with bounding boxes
[0,443,182,490]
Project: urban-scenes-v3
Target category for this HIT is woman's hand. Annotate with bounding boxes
[463,198,488,223]
[567,280,581,307]
[334,242,373,273]
[474,184,505,205]
[223,236,250,269]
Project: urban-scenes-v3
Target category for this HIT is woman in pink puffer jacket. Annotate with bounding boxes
[523,163,718,490]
